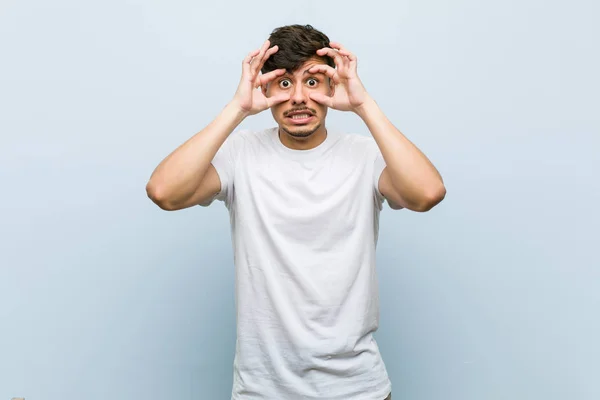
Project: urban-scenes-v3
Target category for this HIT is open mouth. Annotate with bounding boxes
[286,113,315,124]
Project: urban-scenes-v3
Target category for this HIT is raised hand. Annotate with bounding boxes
[307,42,371,113]
[231,40,290,116]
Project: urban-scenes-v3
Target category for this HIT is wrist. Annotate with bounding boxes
[353,95,377,119]
[226,100,251,122]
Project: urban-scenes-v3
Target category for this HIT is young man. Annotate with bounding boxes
[147,24,445,400]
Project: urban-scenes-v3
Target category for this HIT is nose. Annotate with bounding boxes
[290,83,308,105]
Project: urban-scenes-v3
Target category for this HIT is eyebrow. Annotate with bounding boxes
[282,68,324,77]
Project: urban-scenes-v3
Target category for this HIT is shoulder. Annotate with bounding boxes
[334,131,379,155]
[336,131,375,144]
[226,127,275,146]
[218,128,272,159]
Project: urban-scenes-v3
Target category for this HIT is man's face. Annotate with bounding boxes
[264,58,333,139]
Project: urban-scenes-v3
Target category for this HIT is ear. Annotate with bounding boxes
[328,77,335,96]
[262,83,268,97]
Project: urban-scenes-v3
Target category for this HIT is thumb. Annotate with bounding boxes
[309,93,333,108]
[267,93,291,108]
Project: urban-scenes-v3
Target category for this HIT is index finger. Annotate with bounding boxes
[256,68,286,88]
[307,64,339,84]
[256,44,279,73]
[329,42,356,61]
[316,47,344,68]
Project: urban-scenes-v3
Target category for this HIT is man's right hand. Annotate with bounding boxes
[231,40,290,117]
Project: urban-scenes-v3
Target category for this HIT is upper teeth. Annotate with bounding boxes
[292,114,310,119]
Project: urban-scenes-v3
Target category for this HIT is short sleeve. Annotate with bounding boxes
[371,142,387,210]
[198,129,247,208]
[361,136,402,210]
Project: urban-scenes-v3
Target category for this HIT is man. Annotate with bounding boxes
[147,24,445,400]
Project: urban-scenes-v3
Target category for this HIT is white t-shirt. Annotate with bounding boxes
[202,126,393,400]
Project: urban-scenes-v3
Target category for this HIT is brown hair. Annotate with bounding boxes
[261,24,335,75]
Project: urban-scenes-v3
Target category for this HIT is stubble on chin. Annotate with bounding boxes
[281,122,322,138]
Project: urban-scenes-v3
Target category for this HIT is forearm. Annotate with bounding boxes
[355,96,445,208]
[146,102,247,205]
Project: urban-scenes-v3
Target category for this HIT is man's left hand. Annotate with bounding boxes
[308,42,371,113]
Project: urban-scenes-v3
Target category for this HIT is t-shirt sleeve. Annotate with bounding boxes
[370,140,387,210]
[373,147,387,205]
[365,137,402,210]
[198,129,247,208]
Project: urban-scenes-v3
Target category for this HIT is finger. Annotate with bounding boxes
[316,47,345,69]
[243,49,261,76]
[328,42,349,59]
[244,48,261,63]
[328,42,355,71]
[266,93,291,108]
[308,92,333,108]
[250,40,271,75]
[256,68,286,88]
[334,49,352,66]
[249,43,267,68]
[329,42,357,62]
[256,44,279,74]
[307,64,339,84]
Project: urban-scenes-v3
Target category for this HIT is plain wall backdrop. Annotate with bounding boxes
[1,0,598,399]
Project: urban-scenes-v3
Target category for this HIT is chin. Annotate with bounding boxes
[281,122,322,139]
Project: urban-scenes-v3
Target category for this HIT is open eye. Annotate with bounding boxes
[279,79,291,89]
[307,78,319,87]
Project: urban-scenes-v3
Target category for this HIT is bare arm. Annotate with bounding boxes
[356,97,446,212]
[309,43,446,212]
[146,104,246,210]
[146,40,289,211]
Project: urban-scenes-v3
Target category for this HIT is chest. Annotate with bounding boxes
[232,152,375,243]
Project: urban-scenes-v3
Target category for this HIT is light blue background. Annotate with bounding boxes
[1,0,598,399]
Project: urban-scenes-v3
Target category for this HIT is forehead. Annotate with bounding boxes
[284,58,329,78]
